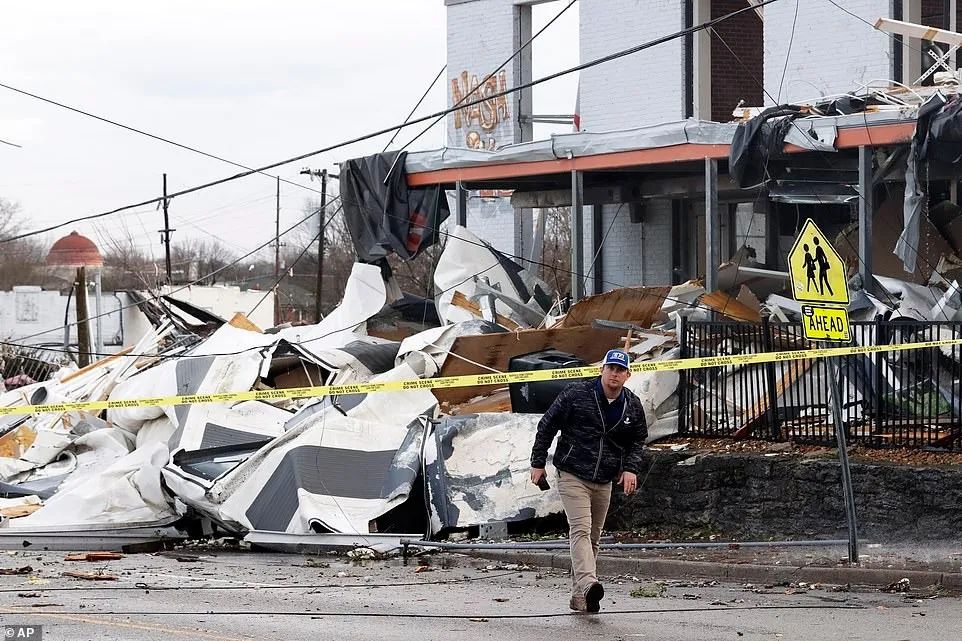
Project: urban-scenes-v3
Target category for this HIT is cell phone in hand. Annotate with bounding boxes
[536,476,550,491]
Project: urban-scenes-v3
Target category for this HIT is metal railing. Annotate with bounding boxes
[0,344,65,386]
[679,318,962,450]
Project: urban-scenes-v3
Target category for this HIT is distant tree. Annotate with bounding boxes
[0,198,46,290]
[540,207,571,296]
[170,238,243,285]
[94,223,163,291]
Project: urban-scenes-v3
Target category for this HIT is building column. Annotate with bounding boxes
[592,205,603,295]
[456,181,467,227]
[763,197,779,270]
[570,169,585,302]
[858,146,874,286]
[903,0,922,83]
[705,158,720,292]
[692,0,712,120]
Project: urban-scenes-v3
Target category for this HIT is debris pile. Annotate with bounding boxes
[0,230,676,548]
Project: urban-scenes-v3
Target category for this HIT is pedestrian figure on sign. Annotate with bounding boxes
[803,243,817,293]
[814,236,834,296]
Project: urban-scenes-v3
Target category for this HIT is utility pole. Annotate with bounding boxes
[316,169,327,323]
[301,167,334,323]
[159,173,175,283]
[274,176,281,327]
[75,266,91,367]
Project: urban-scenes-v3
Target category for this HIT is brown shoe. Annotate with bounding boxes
[569,594,587,612]
[584,581,604,613]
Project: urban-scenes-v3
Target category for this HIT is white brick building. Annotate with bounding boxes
[444,0,956,293]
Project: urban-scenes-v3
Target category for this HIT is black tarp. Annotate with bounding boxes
[339,151,450,262]
[729,105,803,188]
[921,94,962,164]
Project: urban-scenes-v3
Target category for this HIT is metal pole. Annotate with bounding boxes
[456,181,468,227]
[314,169,328,323]
[274,176,281,327]
[162,173,172,283]
[570,168,584,303]
[75,266,91,368]
[400,538,851,552]
[705,158,719,292]
[858,146,873,286]
[828,356,859,564]
[94,268,103,357]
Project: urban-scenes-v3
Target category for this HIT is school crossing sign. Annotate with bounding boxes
[787,219,851,342]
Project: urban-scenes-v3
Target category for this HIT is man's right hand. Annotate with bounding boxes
[530,467,546,486]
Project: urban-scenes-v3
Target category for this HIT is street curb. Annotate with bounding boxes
[465,551,962,590]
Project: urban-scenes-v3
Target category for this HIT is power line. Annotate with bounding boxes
[383,64,447,152]
[0,0,782,246]
[6,197,340,346]
[0,80,327,198]
[399,0,578,152]
[0,210,784,362]
[248,203,345,317]
[776,0,800,104]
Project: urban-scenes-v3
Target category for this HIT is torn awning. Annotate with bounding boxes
[340,151,450,262]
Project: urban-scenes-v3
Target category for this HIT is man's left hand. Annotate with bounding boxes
[619,471,638,494]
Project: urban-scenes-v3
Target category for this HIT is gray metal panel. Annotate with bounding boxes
[244,446,398,531]
[340,340,400,374]
[173,356,215,424]
[169,356,216,448]
[199,423,271,449]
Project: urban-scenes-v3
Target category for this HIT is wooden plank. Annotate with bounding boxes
[700,290,761,322]
[60,347,134,384]
[0,504,41,519]
[450,291,522,330]
[733,358,812,439]
[228,312,263,333]
[62,571,118,581]
[560,286,670,328]
[0,425,37,459]
[433,325,625,406]
[447,388,512,415]
[64,552,124,562]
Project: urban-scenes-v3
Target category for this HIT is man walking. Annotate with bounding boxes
[529,349,648,613]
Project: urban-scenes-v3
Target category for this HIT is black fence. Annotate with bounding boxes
[679,318,962,450]
[1,345,64,386]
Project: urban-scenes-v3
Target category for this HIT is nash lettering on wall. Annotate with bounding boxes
[450,69,511,150]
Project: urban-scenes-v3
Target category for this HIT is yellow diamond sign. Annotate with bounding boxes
[787,219,849,306]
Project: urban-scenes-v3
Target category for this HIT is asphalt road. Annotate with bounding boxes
[1,547,958,641]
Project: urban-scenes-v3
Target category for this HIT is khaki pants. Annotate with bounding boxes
[557,470,612,597]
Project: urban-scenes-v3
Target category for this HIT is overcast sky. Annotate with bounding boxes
[0,1,578,265]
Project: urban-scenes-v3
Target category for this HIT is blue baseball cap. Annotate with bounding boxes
[603,349,630,369]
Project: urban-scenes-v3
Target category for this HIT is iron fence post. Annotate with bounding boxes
[762,317,780,440]
[678,314,688,435]
[874,318,883,443]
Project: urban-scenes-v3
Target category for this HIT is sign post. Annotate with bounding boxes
[787,219,859,563]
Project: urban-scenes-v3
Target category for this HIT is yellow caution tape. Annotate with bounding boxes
[2,337,961,417]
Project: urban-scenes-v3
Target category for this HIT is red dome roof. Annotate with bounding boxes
[46,231,103,267]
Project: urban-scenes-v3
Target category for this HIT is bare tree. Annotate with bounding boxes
[0,198,47,290]
[170,238,242,285]
[94,224,163,291]
[539,207,571,296]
